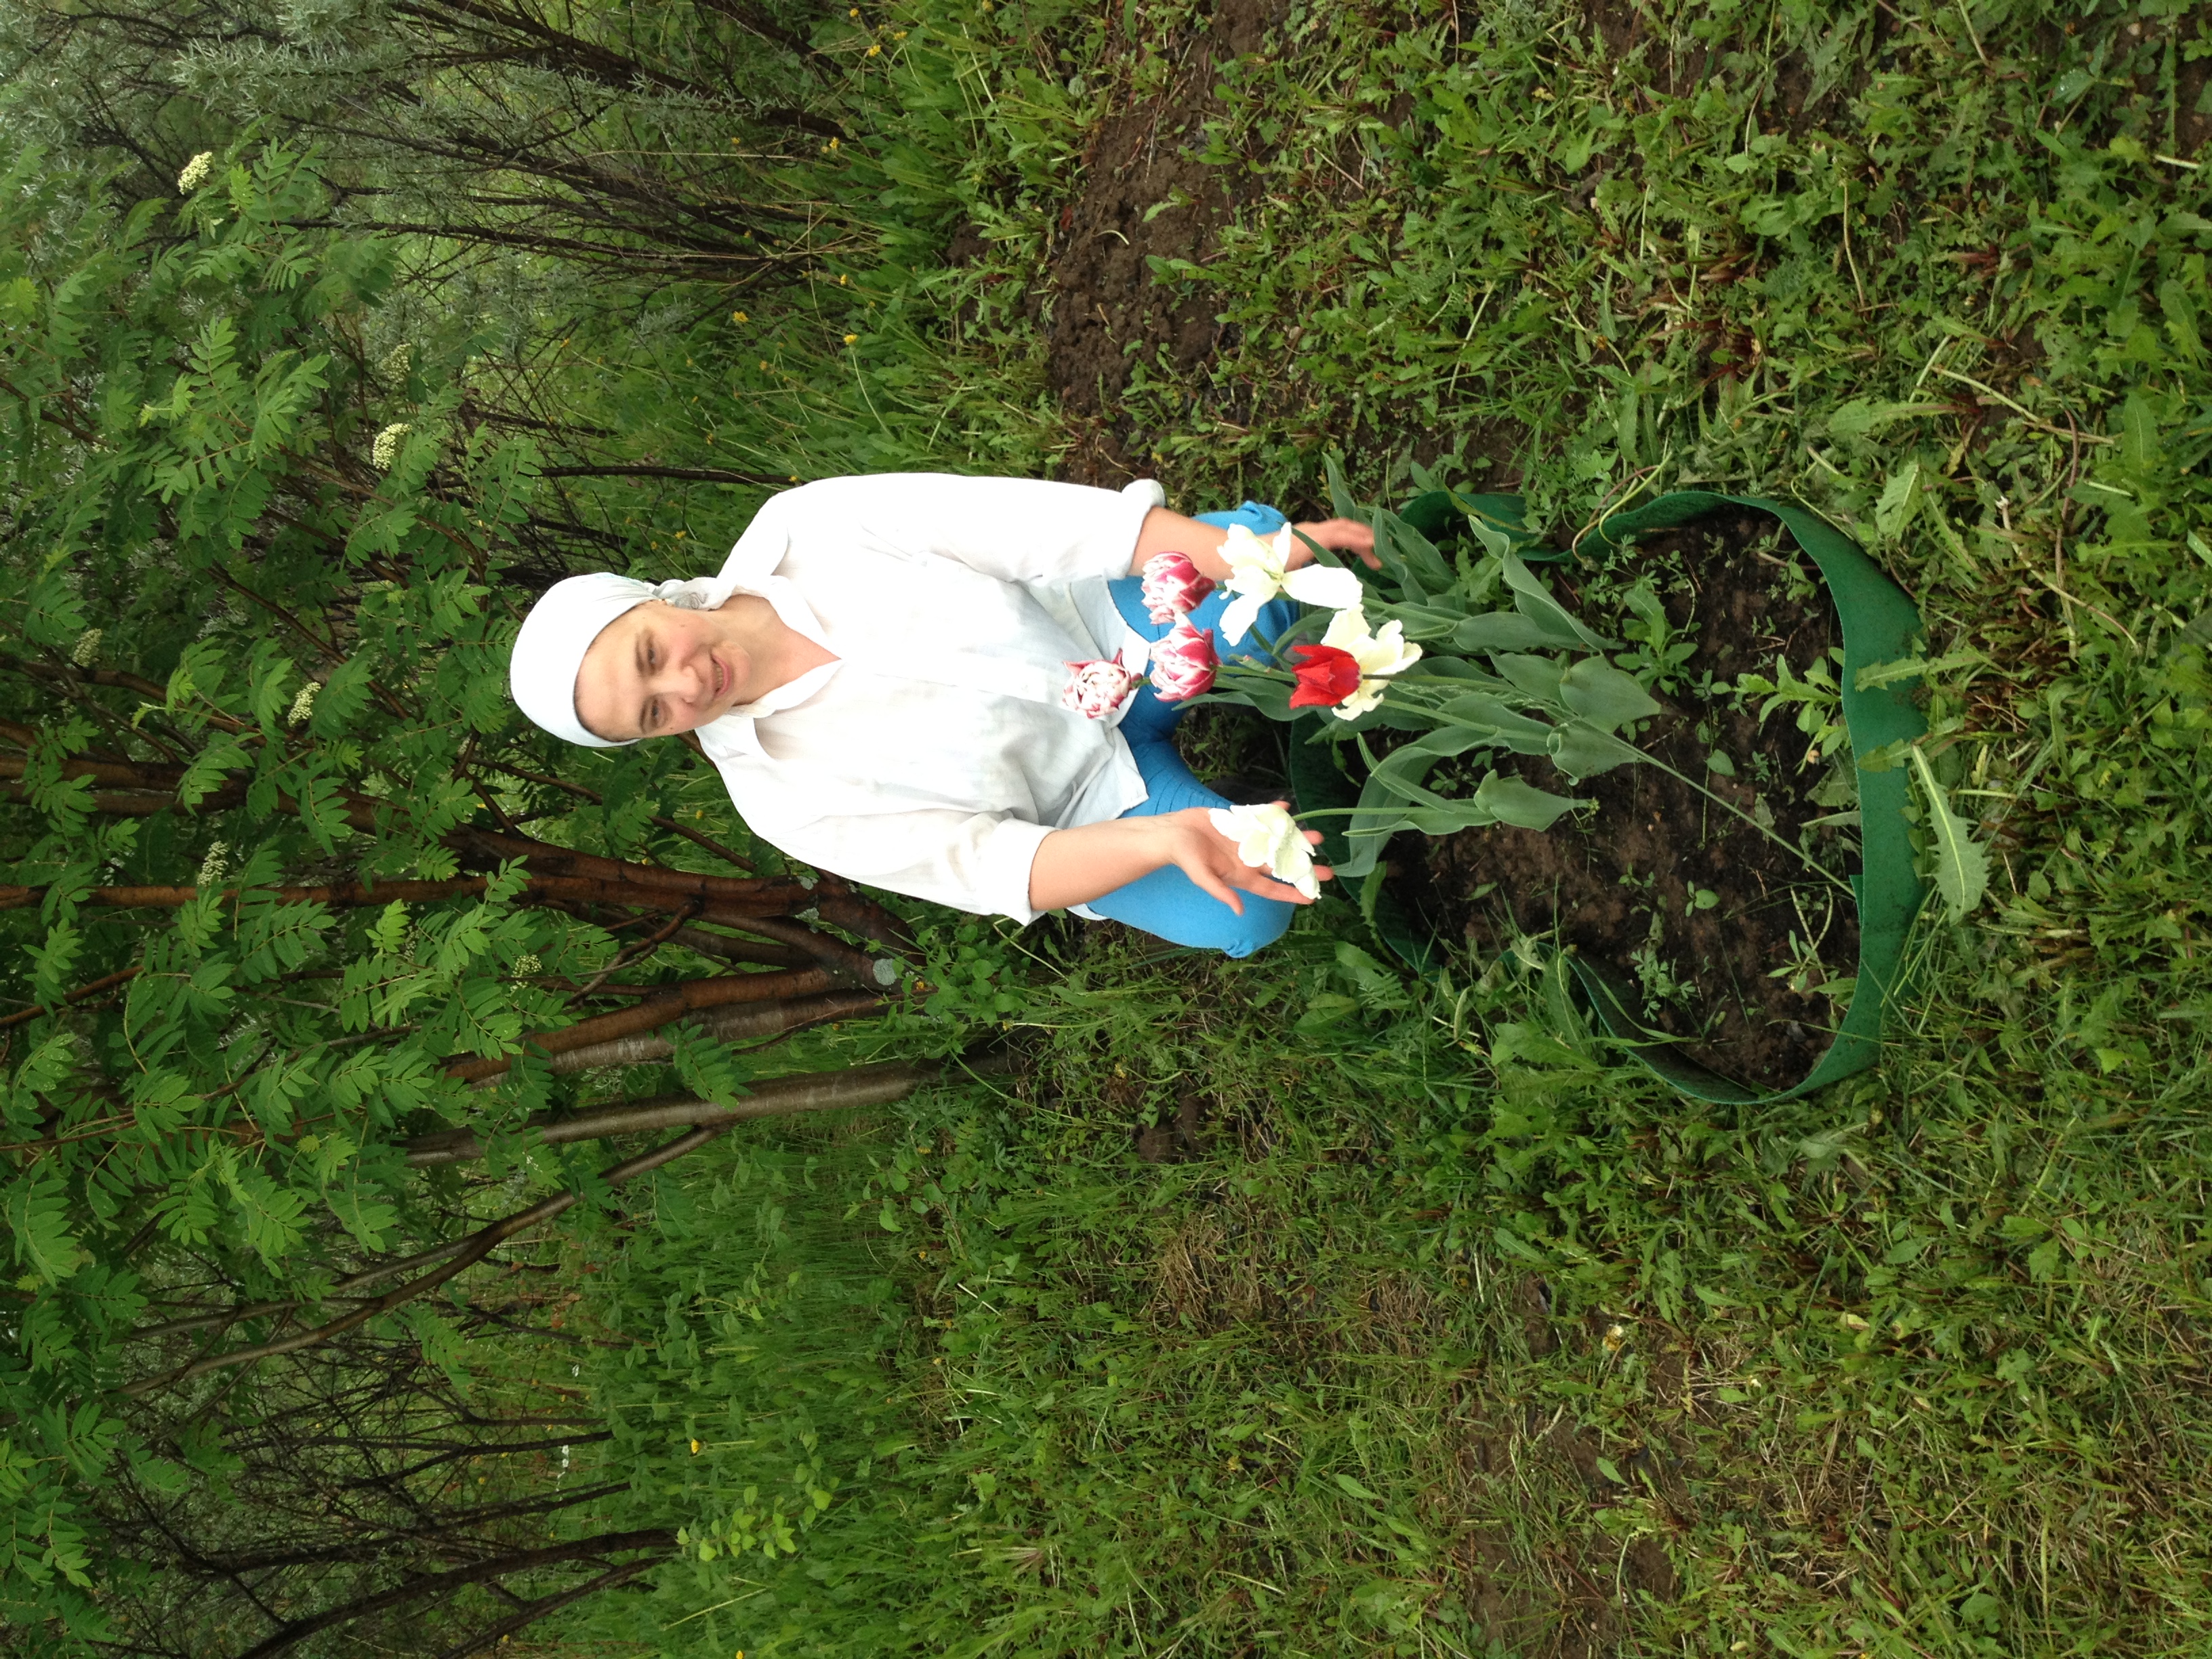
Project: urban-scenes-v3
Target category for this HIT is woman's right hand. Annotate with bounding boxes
[1028,806,1332,914]
[1148,804,1330,916]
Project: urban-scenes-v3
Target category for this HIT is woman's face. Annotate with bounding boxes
[573,600,748,741]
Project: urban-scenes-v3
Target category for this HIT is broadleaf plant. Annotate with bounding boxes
[1910,745,1992,924]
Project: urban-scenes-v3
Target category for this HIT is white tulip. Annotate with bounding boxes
[1216,523,1365,644]
[1318,605,1422,720]
[1206,802,1319,900]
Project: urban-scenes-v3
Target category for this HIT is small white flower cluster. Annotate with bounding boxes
[382,342,413,380]
[177,152,214,192]
[370,422,411,471]
[69,628,102,666]
[287,682,320,726]
[197,840,231,887]
[512,953,542,977]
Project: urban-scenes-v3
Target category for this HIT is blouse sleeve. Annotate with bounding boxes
[749,802,1056,924]
[750,472,1164,586]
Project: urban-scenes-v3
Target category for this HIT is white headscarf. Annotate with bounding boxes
[508,571,735,747]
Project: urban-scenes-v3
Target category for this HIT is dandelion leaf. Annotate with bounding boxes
[1910,747,1990,922]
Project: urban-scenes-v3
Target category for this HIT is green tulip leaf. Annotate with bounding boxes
[1438,694,1554,754]
[1452,610,1579,652]
[1401,657,1509,691]
[1378,508,1458,596]
[1502,550,1617,650]
[1383,600,1475,639]
[1473,771,1589,830]
[1548,720,1645,779]
[1558,657,1663,733]
[1488,653,1568,704]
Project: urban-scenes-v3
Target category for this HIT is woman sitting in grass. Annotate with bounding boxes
[507,474,1375,956]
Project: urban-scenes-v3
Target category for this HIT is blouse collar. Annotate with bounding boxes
[690,525,840,762]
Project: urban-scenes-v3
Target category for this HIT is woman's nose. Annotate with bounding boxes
[653,651,706,704]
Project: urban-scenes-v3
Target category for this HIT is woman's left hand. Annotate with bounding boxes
[1288,518,1378,569]
[1130,508,1379,581]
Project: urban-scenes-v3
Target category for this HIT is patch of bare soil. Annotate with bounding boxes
[1399,511,1863,1092]
[1044,0,1285,485]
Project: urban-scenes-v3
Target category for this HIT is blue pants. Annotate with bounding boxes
[1082,502,1303,958]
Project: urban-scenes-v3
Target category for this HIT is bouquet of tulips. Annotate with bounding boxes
[1106,467,1688,897]
[1054,464,1812,907]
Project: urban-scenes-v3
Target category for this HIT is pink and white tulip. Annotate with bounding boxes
[1149,619,1217,702]
[1061,657,1139,719]
[1139,552,1216,623]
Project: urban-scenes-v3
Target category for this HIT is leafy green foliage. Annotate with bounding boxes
[0,134,857,1646]
[1910,745,1993,922]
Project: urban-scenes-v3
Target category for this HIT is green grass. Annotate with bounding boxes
[532,0,2212,1654]
[571,897,2212,1656]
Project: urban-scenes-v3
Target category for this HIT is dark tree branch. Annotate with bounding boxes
[176,1479,629,1575]
[430,1553,661,1659]
[443,967,834,1083]
[226,1528,675,1659]
[408,1054,930,1166]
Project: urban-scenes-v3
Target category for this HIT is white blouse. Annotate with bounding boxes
[687,472,1168,922]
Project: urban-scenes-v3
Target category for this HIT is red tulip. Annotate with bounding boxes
[1288,642,1364,709]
